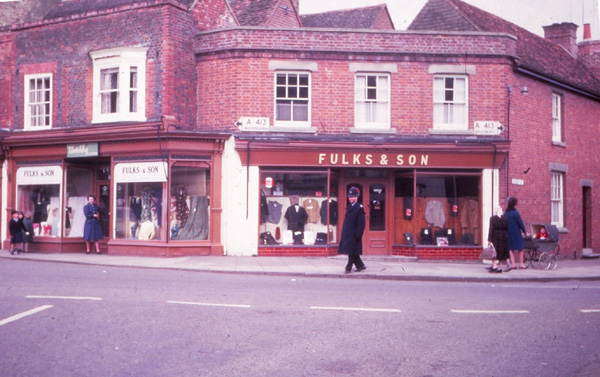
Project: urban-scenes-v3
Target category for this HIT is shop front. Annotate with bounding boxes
[235,137,508,260]
[2,123,227,256]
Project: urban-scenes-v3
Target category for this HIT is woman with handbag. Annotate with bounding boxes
[487,206,511,273]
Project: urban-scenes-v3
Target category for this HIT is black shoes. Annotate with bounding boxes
[344,270,351,274]
[489,268,502,273]
[356,266,367,272]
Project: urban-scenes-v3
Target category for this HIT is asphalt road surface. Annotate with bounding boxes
[1,259,599,377]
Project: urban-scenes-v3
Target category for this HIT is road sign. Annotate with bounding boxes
[474,121,503,135]
[235,117,270,132]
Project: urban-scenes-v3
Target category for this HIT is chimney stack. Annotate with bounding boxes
[583,23,592,40]
[543,22,579,57]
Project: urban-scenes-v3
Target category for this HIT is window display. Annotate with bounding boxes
[114,161,166,240]
[394,173,480,246]
[169,165,210,241]
[16,166,62,237]
[65,167,93,237]
[259,170,336,246]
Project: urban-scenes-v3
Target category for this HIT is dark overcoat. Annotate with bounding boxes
[338,203,365,256]
[487,215,509,260]
[505,208,526,250]
[9,219,25,243]
[22,218,34,243]
[83,203,105,242]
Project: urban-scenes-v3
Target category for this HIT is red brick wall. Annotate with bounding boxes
[0,32,15,130]
[190,0,237,31]
[392,246,480,261]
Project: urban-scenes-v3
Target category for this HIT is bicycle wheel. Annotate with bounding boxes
[549,255,558,270]
[538,252,551,270]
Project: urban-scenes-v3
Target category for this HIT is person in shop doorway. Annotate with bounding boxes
[83,194,107,254]
[338,187,366,274]
[22,211,34,253]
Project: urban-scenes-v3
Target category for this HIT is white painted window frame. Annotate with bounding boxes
[354,72,391,130]
[551,171,564,227]
[552,92,562,143]
[433,75,468,131]
[90,47,147,124]
[24,73,52,130]
[273,71,311,128]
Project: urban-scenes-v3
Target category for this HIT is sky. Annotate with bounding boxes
[300,0,600,40]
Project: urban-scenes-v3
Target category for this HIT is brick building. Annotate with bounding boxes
[1,0,598,260]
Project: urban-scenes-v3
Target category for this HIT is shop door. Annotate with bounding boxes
[346,182,389,255]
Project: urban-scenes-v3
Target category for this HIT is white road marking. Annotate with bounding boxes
[0,305,53,326]
[580,309,600,313]
[26,295,102,301]
[451,309,530,314]
[310,306,401,313]
[167,301,251,308]
[501,285,600,290]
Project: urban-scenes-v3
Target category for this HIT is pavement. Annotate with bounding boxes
[2,250,600,282]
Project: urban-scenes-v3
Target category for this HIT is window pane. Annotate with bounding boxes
[115,182,163,240]
[17,184,61,237]
[170,165,211,241]
[293,102,308,121]
[130,67,137,88]
[287,86,297,98]
[356,76,366,100]
[288,75,297,85]
[276,86,286,98]
[276,74,286,85]
[129,91,137,113]
[299,75,308,86]
[276,102,291,121]
[299,87,308,99]
[367,75,377,87]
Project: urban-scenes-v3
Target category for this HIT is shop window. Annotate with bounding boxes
[552,93,562,143]
[433,76,468,131]
[114,161,166,240]
[65,167,93,238]
[355,73,390,129]
[169,165,211,241]
[551,171,564,227]
[90,47,147,124]
[24,73,52,130]
[394,174,480,246]
[15,166,62,237]
[275,72,310,127]
[259,170,336,246]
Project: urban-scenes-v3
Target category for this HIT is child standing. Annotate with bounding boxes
[9,210,25,255]
[22,211,34,253]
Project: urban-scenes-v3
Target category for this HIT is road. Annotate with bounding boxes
[1,259,599,377]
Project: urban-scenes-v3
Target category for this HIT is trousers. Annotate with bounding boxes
[345,255,365,272]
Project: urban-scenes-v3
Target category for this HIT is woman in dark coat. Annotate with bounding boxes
[83,195,107,254]
[338,187,366,274]
[505,197,527,269]
[487,206,510,273]
[9,210,25,254]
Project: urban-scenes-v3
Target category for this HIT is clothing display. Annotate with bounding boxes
[460,199,479,241]
[260,190,269,224]
[302,199,320,223]
[267,201,283,224]
[284,204,308,232]
[31,188,49,224]
[175,184,190,227]
[138,221,155,240]
[172,195,209,240]
[425,200,445,228]
[320,199,338,226]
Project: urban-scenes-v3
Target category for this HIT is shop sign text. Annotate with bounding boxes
[67,142,99,158]
[318,153,429,167]
[16,166,63,185]
[114,161,168,183]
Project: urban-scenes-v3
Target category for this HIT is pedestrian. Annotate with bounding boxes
[83,194,107,254]
[505,197,528,269]
[338,187,366,274]
[487,206,511,273]
[9,210,25,255]
[22,211,34,253]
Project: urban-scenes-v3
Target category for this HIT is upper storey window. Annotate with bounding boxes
[552,93,563,143]
[354,73,390,129]
[275,72,310,127]
[90,47,147,124]
[24,74,52,130]
[433,75,468,131]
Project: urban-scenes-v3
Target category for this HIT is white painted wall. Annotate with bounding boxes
[481,168,500,245]
[221,137,259,256]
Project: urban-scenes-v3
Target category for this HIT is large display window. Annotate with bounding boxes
[395,171,480,246]
[259,169,337,246]
[169,164,210,241]
[114,161,166,240]
[16,166,62,237]
[65,167,93,237]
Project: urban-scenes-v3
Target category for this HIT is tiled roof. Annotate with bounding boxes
[300,4,393,30]
[409,0,600,97]
[227,0,280,26]
[0,0,62,26]
[44,0,193,20]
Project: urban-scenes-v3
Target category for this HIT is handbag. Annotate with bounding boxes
[480,244,496,260]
